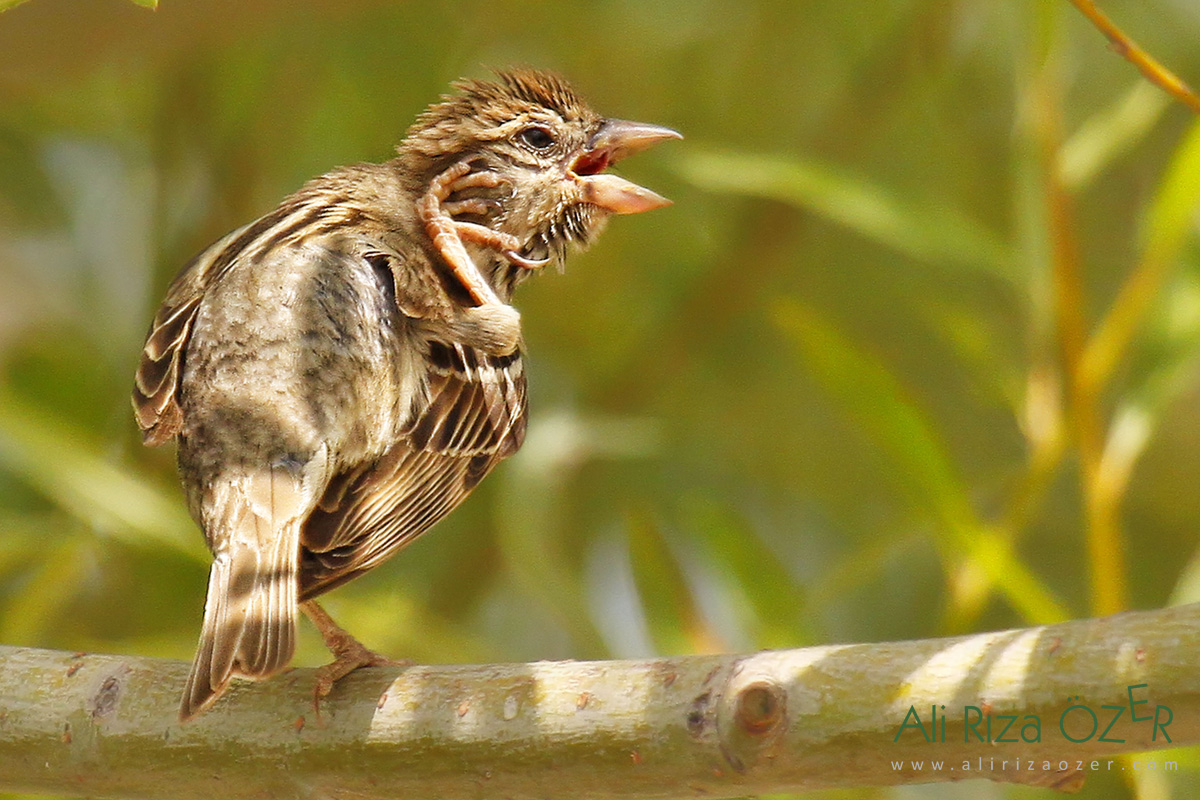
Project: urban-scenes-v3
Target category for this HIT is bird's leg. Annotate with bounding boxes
[452,220,549,269]
[418,162,547,307]
[440,171,546,267]
[419,165,502,307]
[440,166,508,196]
[439,170,549,269]
[440,196,500,218]
[300,600,408,716]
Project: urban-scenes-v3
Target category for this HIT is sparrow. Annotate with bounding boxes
[132,68,680,720]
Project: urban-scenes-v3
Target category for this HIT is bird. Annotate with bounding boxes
[132,67,680,721]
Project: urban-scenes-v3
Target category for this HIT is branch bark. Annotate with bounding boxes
[1067,0,1200,115]
[2,604,1199,799]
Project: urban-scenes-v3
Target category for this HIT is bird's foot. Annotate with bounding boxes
[300,601,410,719]
[449,220,548,269]
[418,161,545,306]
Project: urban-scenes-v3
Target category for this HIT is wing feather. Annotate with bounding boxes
[132,199,335,446]
[131,222,259,445]
[137,201,529,602]
[298,340,526,600]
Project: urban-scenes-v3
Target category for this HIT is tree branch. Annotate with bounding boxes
[2,604,1199,799]
[1067,0,1200,115]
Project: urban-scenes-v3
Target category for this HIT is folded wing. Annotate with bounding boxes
[299,339,526,599]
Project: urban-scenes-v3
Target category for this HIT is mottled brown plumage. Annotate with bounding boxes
[132,68,679,720]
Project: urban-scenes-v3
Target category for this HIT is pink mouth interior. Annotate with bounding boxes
[572,150,611,176]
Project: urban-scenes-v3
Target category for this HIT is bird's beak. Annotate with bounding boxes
[571,119,682,215]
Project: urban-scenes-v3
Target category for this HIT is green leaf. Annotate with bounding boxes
[1060,81,1171,191]
[808,528,926,610]
[1139,119,1200,269]
[494,415,612,659]
[626,510,722,654]
[772,299,1070,624]
[773,300,970,527]
[673,148,1011,278]
[682,497,817,648]
[0,391,204,562]
[1,0,155,11]
[0,537,91,644]
[1081,118,1200,389]
[1170,545,1200,607]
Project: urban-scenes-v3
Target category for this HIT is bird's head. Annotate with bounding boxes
[396,68,680,274]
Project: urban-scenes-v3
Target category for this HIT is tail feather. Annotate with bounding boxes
[179,524,299,721]
[242,529,298,675]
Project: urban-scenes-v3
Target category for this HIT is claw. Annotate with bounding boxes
[421,159,544,302]
[301,601,409,722]
[504,250,550,269]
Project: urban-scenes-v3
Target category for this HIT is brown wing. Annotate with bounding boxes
[132,212,296,445]
[298,339,526,600]
[132,292,200,445]
[132,192,358,445]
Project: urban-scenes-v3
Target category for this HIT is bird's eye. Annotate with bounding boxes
[518,126,556,150]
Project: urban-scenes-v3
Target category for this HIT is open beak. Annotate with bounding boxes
[571,119,682,215]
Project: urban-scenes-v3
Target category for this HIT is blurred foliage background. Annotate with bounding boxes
[2,0,1200,797]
